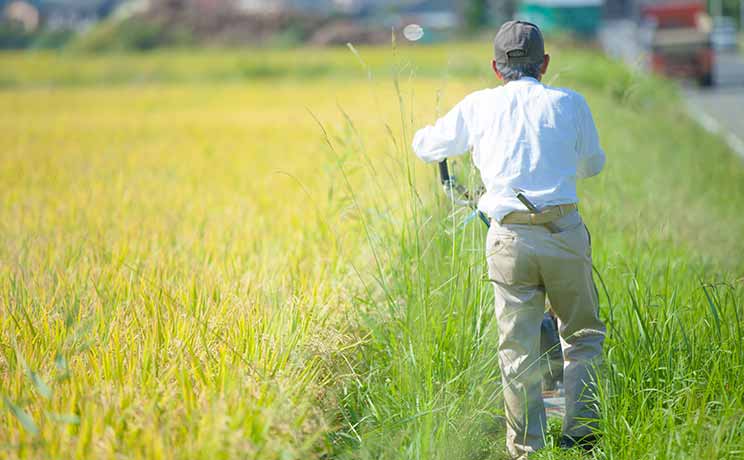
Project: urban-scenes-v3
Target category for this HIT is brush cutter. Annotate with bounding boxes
[437,159,564,391]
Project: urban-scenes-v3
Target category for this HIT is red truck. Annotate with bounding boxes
[639,1,714,86]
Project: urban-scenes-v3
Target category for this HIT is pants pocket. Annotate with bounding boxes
[552,210,582,234]
[486,233,528,286]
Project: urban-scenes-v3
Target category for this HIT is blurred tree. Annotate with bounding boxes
[463,0,489,30]
[489,0,517,26]
[709,0,742,26]
[0,20,32,48]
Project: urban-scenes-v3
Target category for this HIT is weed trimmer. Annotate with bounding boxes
[438,159,490,227]
[437,159,564,393]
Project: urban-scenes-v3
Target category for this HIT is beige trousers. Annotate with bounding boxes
[486,210,605,459]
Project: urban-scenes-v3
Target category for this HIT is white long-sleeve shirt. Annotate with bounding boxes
[412,77,605,222]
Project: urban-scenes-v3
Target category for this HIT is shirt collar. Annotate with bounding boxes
[506,76,541,86]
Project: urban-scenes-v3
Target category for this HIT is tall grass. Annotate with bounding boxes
[315,43,744,459]
[1,41,744,460]
[0,80,373,458]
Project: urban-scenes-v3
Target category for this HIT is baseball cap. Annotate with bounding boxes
[494,20,545,68]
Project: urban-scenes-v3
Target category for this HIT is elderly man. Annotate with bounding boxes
[412,21,606,459]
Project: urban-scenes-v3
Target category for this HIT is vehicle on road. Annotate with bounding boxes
[639,1,714,86]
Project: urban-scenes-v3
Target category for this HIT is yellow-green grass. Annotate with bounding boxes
[0,78,412,458]
[1,41,744,459]
[0,45,476,87]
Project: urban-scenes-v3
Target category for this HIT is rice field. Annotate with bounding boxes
[1,41,744,459]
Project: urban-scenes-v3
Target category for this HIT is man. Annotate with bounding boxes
[411,21,606,459]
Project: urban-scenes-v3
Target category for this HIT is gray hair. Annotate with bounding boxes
[495,61,543,82]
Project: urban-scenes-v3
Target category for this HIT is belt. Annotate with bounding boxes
[501,203,577,225]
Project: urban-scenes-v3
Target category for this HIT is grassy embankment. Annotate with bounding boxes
[1,42,743,459]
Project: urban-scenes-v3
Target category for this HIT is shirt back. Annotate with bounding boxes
[412,77,605,222]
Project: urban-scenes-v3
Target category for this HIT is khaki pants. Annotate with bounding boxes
[486,210,605,459]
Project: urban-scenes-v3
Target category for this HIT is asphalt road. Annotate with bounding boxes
[601,20,744,159]
[684,52,744,158]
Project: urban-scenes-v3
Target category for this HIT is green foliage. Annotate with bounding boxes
[0,20,33,49]
[1,42,744,459]
[0,40,673,90]
[463,0,490,31]
[0,22,75,50]
[717,0,743,26]
[319,43,744,459]
[69,18,194,53]
[266,24,307,49]
[29,28,76,50]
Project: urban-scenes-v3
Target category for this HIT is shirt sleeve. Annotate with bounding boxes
[575,95,606,179]
[412,98,471,163]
